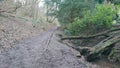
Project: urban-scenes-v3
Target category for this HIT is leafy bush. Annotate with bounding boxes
[115,4,120,23]
[68,4,117,35]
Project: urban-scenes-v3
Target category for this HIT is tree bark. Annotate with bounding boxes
[78,35,120,61]
[62,33,120,62]
[61,27,120,40]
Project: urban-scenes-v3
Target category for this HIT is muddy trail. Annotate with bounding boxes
[0,27,97,68]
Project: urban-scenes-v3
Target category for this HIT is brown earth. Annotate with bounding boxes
[0,26,99,68]
[0,16,54,52]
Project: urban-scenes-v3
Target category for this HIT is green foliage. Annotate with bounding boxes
[45,0,95,24]
[45,0,120,25]
[109,0,120,4]
[68,4,117,35]
[95,0,120,4]
[115,4,120,23]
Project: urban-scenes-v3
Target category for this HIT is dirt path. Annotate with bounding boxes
[0,27,94,68]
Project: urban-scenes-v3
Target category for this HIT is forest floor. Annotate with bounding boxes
[0,16,100,68]
[0,23,96,68]
[0,16,118,68]
[0,16,54,52]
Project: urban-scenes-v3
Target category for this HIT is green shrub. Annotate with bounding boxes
[115,4,120,23]
[68,4,117,35]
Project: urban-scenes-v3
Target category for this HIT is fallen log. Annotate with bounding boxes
[62,35,120,62]
[62,40,91,54]
[85,36,120,61]
[61,27,120,62]
[62,40,92,58]
[61,27,120,40]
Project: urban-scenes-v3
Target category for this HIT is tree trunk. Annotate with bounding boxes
[86,35,120,61]
[61,28,120,61]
